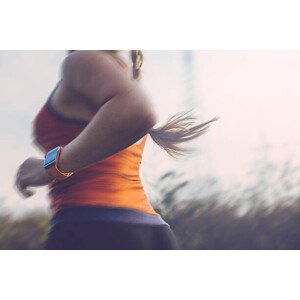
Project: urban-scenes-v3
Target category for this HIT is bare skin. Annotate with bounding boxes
[15,50,158,198]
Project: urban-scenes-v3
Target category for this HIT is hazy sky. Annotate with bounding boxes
[1,50,300,215]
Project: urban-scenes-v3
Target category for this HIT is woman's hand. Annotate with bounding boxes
[15,157,54,198]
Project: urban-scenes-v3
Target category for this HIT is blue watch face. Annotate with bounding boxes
[44,146,60,169]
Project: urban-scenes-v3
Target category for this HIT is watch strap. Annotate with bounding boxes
[44,146,74,181]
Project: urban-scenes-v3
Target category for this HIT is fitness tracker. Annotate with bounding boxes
[44,146,74,180]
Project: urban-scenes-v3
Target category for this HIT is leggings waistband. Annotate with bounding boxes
[51,206,169,227]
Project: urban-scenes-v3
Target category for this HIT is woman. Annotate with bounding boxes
[15,50,216,250]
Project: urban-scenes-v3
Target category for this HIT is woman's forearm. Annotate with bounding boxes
[58,89,157,173]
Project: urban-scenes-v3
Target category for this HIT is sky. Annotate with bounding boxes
[1,50,300,215]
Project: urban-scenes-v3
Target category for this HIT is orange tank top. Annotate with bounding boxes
[32,84,159,218]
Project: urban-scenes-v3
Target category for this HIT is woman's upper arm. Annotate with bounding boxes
[61,50,157,126]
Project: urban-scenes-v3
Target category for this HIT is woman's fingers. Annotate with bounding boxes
[15,172,34,198]
[18,186,34,198]
[18,184,35,198]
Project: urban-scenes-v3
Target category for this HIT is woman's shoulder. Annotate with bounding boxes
[60,50,134,110]
[62,51,125,78]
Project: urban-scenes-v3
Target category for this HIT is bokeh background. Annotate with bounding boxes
[1,50,300,249]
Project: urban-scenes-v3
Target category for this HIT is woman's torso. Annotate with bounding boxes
[32,54,165,225]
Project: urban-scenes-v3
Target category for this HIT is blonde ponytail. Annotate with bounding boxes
[149,111,217,158]
[131,50,143,81]
[131,50,217,158]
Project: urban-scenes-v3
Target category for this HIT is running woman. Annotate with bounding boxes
[15,50,216,250]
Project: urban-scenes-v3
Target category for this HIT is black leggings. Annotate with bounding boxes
[45,221,180,250]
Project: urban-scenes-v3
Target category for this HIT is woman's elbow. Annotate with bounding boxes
[146,109,158,129]
[122,88,158,132]
[139,107,158,132]
[129,108,157,136]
